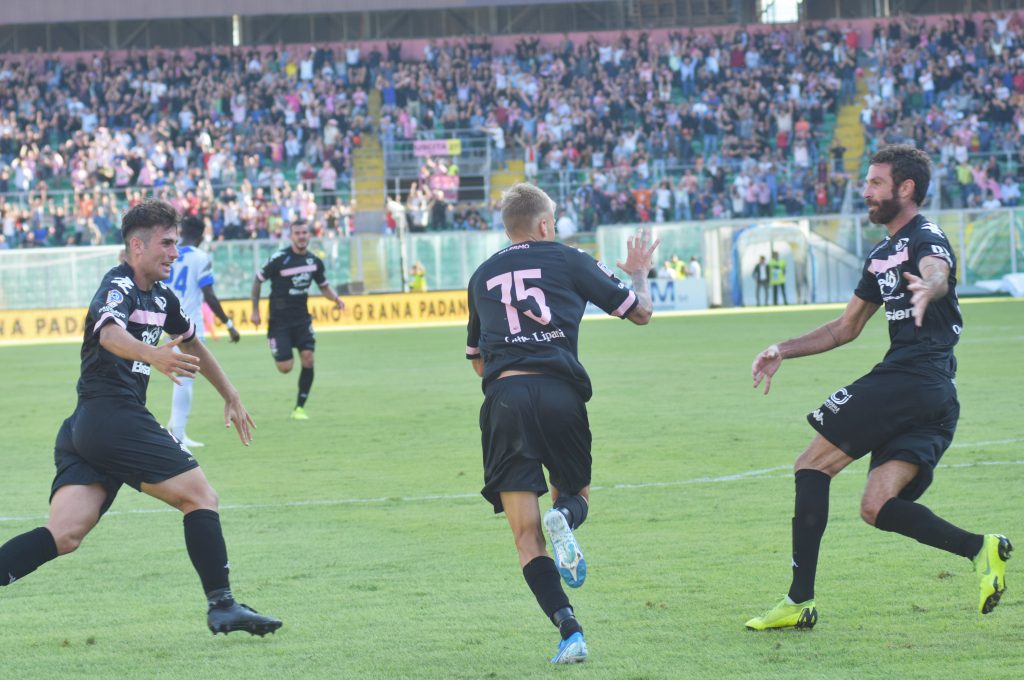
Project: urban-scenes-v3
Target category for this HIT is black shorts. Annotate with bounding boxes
[268,321,316,362]
[479,374,592,514]
[807,364,959,501]
[51,397,200,514]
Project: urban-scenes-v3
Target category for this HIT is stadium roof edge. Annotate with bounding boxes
[3,0,574,26]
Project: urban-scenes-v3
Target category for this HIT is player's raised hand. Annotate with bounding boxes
[616,228,661,277]
[752,344,782,395]
[151,336,200,386]
[903,271,933,328]
[224,398,256,446]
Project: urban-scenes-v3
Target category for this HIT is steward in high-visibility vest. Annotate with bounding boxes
[769,252,788,305]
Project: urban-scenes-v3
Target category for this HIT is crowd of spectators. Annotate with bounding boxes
[0,43,369,247]
[855,12,1024,210]
[3,11,1024,249]
[373,24,853,228]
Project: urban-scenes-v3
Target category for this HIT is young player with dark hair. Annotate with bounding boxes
[466,183,658,663]
[250,221,345,420]
[0,199,281,636]
[746,145,1012,630]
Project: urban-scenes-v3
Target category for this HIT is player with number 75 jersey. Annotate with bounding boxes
[466,225,657,401]
[465,183,658,666]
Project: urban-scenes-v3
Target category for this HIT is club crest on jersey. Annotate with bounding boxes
[111,276,134,294]
[876,268,900,298]
[141,327,161,345]
[105,290,124,305]
[153,295,167,311]
[893,238,909,252]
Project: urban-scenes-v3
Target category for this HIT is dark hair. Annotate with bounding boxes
[181,215,205,242]
[869,145,931,206]
[121,199,180,243]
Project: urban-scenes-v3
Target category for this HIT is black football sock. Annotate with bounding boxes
[297,367,314,407]
[0,527,59,586]
[523,556,573,634]
[183,510,233,603]
[788,469,830,604]
[553,495,589,530]
[552,606,583,640]
[875,497,984,559]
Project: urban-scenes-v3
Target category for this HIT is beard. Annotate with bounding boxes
[866,194,903,225]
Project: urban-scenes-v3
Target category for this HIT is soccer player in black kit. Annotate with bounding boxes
[466,183,658,663]
[746,145,1012,630]
[251,220,345,420]
[0,200,281,636]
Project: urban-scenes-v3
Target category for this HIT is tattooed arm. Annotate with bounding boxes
[903,255,950,328]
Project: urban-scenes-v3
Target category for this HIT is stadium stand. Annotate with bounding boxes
[1,11,1023,249]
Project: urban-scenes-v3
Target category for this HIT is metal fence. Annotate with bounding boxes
[1,209,1020,310]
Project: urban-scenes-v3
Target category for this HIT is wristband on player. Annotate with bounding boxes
[225,319,235,329]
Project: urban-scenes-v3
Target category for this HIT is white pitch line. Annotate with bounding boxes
[0,451,1022,524]
[949,438,1023,448]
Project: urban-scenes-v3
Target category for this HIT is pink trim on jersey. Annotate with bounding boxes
[128,310,168,326]
[867,249,909,274]
[466,346,480,356]
[170,320,197,343]
[279,264,318,276]
[613,291,637,317]
[256,271,266,282]
[93,312,127,334]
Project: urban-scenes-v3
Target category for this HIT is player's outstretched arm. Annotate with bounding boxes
[250,277,263,328]
[181,336,255,445]
[99,325,199,386]
[318,282,346,312]
[903,255,950,328]
[202,284,240,342]
[615,228,660,325]
[752,295,879,395]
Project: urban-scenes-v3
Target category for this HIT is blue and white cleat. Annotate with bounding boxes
[543,508,586,588]
[551,632,588,664]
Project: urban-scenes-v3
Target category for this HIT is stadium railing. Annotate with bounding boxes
[1,209,1020,310]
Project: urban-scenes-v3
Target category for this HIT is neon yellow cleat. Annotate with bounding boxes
[745,598,818,631]
[974,534,1013,614]
[290,406,309,420]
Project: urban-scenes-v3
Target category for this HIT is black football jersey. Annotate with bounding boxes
[854,214,963,377]
[466,240,638,400]
[257,247,327,329]
[79,263,196,404]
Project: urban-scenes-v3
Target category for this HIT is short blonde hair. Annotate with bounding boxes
[500,183,556,235]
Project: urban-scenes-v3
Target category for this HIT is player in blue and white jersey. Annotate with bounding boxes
[165,216,240,448]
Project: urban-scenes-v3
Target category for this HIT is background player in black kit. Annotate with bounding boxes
[251,220,345,420]
[0,199,281,636]
[466,183,658,663]
[745,145,1012,631]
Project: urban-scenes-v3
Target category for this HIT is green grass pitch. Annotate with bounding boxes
[1,299,1021,679]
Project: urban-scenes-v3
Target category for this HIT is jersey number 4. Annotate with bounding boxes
[169,265,189,296]
[486,269,552,334]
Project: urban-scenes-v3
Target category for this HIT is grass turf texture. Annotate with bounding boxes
[0,299,1021,679]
